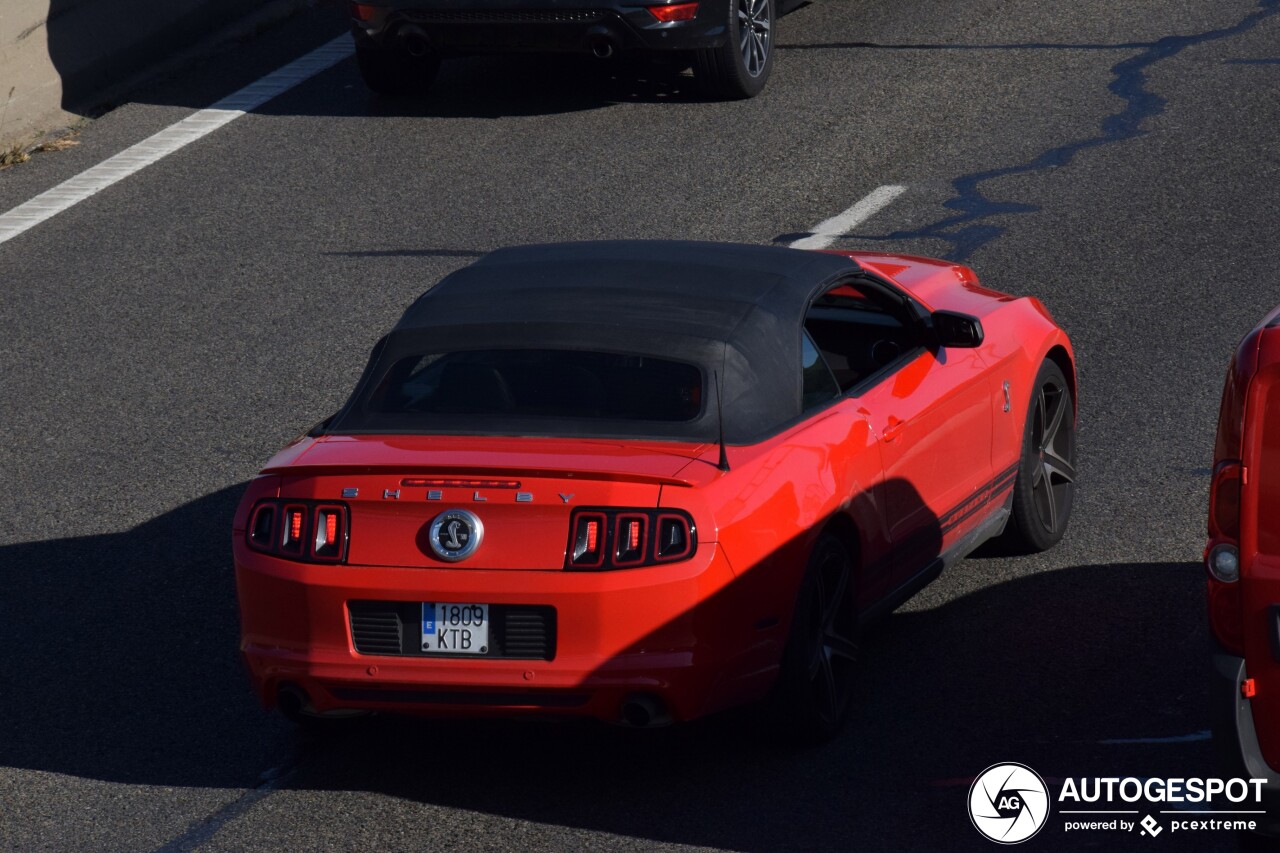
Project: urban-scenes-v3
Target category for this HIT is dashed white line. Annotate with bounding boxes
[0,34,355,247]
[1098,731,1212,745]
[790,184,907,250]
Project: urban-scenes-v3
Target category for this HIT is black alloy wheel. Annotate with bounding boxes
[1005,360,1076,552]
[694,0,773,99]
[770,533,858,743]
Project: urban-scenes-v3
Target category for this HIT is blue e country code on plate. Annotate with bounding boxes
[421,602,489,654]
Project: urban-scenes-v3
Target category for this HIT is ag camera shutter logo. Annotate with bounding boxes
[969,763,1051,844]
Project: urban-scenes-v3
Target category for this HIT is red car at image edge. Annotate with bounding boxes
[1208,304,1280,836]
[233,240,1077,741]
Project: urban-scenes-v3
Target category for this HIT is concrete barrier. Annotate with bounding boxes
[1,0,311,150]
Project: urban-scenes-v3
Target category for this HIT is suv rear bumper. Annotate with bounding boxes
[352,0,729,54]
[1212,653,1280,835]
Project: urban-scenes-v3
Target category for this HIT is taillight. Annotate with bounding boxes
[615,515,647,566]
[249,504,276,550]
[350,3,378,22]
[656,513,693,560]
[312,505,347,562]
[566,509,695,570]
[647,1,698,21]
[569,512,607,568]
[246,499,349,564]
[1209,460,1242,541]
[282,505,307,554]
[1206,459,1244,653]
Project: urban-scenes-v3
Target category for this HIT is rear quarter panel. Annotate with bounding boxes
[659,399,890,694]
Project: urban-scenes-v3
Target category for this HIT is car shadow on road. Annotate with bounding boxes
[282,560,1219,852]
[264,52,708,121]
[0,483,290,789]
[0,484,1225,851]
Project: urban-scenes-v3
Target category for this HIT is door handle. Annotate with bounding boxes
[882,417,907,443]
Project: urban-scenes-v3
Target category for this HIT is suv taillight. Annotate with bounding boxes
[247,499,349,564]
[1206,460,1244,653]
[566,509,696,570]
[1209,460,1242,541]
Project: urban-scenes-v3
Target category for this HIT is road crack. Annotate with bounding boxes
[860,0,1280,262]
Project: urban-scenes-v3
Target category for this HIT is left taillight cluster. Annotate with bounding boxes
[247,500,349,563]
[565,508,696,570]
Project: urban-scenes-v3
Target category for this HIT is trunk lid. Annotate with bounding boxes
[272,435,709,569]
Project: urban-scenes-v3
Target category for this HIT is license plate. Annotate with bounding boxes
[421,602,489,654]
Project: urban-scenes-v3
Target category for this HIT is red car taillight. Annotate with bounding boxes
[566,509,696,570]
[312,505,348,562]
[647,2,699,22]
[1209,460,1242,541]
[1206,460,1244,653]
[247,499,349,564]
[569,512,607,568]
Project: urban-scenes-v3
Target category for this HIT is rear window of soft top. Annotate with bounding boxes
[367,349,703,422]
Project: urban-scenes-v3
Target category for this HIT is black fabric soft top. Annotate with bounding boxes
[327,240,861,443]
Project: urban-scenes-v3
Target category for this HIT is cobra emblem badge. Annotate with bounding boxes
[428,509,484,562]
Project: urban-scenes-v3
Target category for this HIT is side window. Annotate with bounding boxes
[804,279,921,393]
[801,330,840,410]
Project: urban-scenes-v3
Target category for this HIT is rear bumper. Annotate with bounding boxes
[235,541,781,723]
[1211,653,1280,835]
[351,0,729,54]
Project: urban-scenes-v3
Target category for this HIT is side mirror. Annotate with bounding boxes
[932,311,984,348]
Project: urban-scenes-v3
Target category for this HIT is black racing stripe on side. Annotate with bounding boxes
[852,461,1022,570]
[937,461,1021,532]
[941,488,1004,535]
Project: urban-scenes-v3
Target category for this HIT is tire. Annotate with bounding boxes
[356,42,441,96]
[1002,359,1077,553]
[769,533,858,744]
[694,0,773,99]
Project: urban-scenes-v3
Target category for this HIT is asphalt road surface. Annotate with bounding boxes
[2,0,1278,850]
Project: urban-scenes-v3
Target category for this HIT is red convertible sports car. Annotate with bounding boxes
[233,240,1076,740]
[1208,304,1280,838]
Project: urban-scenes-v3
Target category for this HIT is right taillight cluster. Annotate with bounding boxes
[1207,461,1243,582]
[565,509,696,570]
[248,499,348,563]
[1206,460,1244,653]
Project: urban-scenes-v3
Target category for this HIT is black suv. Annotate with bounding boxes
[348,0,781,99]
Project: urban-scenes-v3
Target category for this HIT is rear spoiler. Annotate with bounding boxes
[260,463,701,488]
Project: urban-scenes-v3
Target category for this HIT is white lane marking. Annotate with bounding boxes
[0,34,355,246]
[1098,731,1212,745]
[789,184,907,250]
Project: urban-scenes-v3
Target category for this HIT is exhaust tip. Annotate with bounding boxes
[398,25,433,58]
[277,682,312,722]
[620,693,671,728]
[590,37,617,59]
[276,683,370,725]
